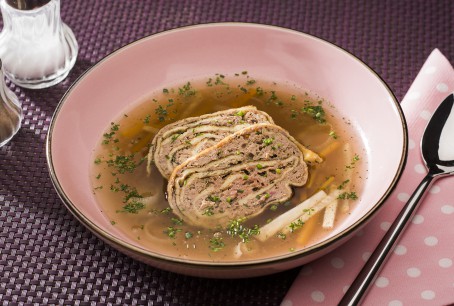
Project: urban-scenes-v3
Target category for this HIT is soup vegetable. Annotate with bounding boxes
[91,72,364,262]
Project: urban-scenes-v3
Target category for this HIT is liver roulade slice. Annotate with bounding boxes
[167,123,309,228]
[147,106,274,179]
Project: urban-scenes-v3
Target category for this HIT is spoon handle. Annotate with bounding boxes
[339,173,436,306]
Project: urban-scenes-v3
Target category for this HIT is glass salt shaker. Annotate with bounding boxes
[0,0,78,89]
[0,59,22,147]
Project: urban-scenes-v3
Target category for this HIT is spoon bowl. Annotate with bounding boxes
[341,92,454,305]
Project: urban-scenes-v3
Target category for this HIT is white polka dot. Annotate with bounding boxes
[407,267,421,278]
[439,258,452,268]
[394,244,407,255]
[429,185,441,194]
[342,285,349,293]
[424,236,438,246]
[388,300,403,306]
[408,138,416,150]
[281,300,293,306]
[331,257,345,269]
[424,66,437,74]
[414,164,427,174]
[300,266,313,276]
[420,110,432,120]
[397,193,410,202]
[380,221,391,231]
[441,205,454,214]
[362,252,371,262]
[436,83,449,92]
[311,290,325,302]
[412,214,424,224]
[375,276,389,288]
[421,290,435,300]
[406,91,421,100]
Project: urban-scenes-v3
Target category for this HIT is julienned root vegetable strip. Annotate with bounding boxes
[322,198,338,229]
[256,190,327,241]
[281,190,341,235]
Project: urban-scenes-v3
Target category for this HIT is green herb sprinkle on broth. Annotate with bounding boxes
[90,72,366,262]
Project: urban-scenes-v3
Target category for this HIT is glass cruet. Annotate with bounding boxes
[0,0,78,89]
[0,59,21,147]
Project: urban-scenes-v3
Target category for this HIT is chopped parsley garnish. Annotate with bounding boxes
[161,207,172,214]
[202,207,215,216]
[209,237,225,252]
[256,164,263,170]
[236,110,246,117]
[155,105,168,122]
[277,232,286,240]
[226,218,260,243]
[171,133,182,142]
[346,154,360,169]
[106,153,140,174]
[207,195,221,203]
[288,219,304,232]
[185,232,193,239]
[301,105,326,123]
[270,204,278,211]
[178,82,196,97]
[329,130,338,139]
[117,200,145,214]
[337,191,358,200]
[337,179,350,190]
[263,138,273,146]
[94,158,102,165]
[171,218,183,225]
[165,227,182,239]
[102,122,120,144]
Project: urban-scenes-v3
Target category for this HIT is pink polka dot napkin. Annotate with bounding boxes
[282,49,454,306]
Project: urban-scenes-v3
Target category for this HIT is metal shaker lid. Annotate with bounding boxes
[6,0,52,10]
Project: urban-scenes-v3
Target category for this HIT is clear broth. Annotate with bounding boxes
[91,73,365,262]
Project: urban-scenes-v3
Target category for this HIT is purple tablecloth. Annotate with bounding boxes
[1,1,453,304]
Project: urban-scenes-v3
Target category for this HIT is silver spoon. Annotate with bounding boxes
[340,93,454,305]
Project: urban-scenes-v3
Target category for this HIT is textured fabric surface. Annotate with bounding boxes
[1,1,454,305]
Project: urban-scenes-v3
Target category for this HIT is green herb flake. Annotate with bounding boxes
[226,218,260,243]
[178,82,196,97]
[236,110,246,117]
[277,232,286,240]
[209,237,225,252]
[263,138,273,146]
[207,195,221,203]
[155,105,168,122]
[143,114,151,124]
[288,219,304,233]
[301,105,326,123]
[202,207,215,216]
[256,164,263,170]
[270,204,278,211]
[171,218,183,225]
[337,191,358,200]
[337,179,350,190]
[117,200,145,214]
[329,130,338,139]
[185,232,193,239]
[165,227,182,239]
[161,207,172,214]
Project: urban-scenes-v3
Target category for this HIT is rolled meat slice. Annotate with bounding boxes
[148,106,274,179]
[168,123,309,228]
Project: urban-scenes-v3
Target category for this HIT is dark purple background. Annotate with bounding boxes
[1,1,453,304]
